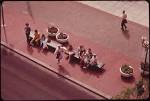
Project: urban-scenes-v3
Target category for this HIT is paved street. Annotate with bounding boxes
[1,1,149,99]
[1,46,104,100]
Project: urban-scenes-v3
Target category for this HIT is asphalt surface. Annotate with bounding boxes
[1,46,104,100]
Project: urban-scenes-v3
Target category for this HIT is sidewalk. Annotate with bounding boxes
[78,1,149,27]
[1,1,149,98]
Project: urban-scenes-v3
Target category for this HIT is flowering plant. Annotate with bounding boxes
[121,64,133,74]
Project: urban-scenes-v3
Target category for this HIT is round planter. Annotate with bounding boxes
[56,33,69,43]
[47,27,59,37]
[120,65,133,77]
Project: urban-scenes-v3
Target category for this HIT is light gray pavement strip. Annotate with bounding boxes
[77,1,149,27]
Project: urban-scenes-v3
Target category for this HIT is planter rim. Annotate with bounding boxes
[56,32,69,43]
[120,65,133,77]
[47,28,59,36]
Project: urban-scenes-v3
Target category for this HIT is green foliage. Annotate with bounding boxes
[136,79,144,96]
[112,78,149,99]
[112,87,135,99]
[121,64,133,74]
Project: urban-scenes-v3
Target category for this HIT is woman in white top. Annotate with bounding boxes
[121,10,127,31]
[90,54,98,67]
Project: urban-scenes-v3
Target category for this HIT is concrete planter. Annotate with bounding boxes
[56,33,69,43]
[120,65,133,77]
[47,27,59,37]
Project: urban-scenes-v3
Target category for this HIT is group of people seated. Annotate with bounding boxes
[71,45,99,68]
[29,29,51,51]
[25,23,102,69]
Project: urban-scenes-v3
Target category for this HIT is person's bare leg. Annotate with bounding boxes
[30,39,33,44]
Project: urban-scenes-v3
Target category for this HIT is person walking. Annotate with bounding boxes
[55,46,64,64]
[24,23,31,44]
[121,10,127,31]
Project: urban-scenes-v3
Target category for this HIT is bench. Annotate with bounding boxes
[47,40,62,52]
[97,62,105,68]
[68,51,105,69]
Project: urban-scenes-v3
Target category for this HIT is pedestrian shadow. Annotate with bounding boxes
[42,49,49,55]
[121,29,130,40]
[64,55,78,67]
[68,58,77,67]
[58,65,70,76]
[36,47,42,53]
[80,67,106,78]
[26,44,33,55]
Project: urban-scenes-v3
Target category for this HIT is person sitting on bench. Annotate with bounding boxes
[30,29,40,46]
[76,45,86,59]
[40,34,46,48]
[43,36,52,51]
[85,48,93,60]
[89,54,98,67]
[82,54,91,68]
[81,48,93,68]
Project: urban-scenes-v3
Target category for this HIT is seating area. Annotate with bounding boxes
[65,46,105,70]
[47,40,62,52]
[28,26,105,71]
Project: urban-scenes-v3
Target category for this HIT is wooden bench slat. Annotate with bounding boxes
[47,40,62,51]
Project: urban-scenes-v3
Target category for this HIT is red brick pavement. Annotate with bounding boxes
[1,1,149,97]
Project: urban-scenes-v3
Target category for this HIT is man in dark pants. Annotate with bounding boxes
[24,23,31,44]
[121,10,127,31]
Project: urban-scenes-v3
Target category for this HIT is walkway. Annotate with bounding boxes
[1,1,149,98]
[78,1,149,27]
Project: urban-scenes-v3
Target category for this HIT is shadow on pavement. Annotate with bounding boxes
[121,75,135,83]
[68,59,77,67]
[81,67,106,78]
[26,44,33,55]
[42,49,49,55]
[121,29,130,40]
[66,56,79,67]
[36,47,42,53]
[58,65,70,76]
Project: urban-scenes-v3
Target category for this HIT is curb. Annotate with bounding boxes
[1,41,111,99]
